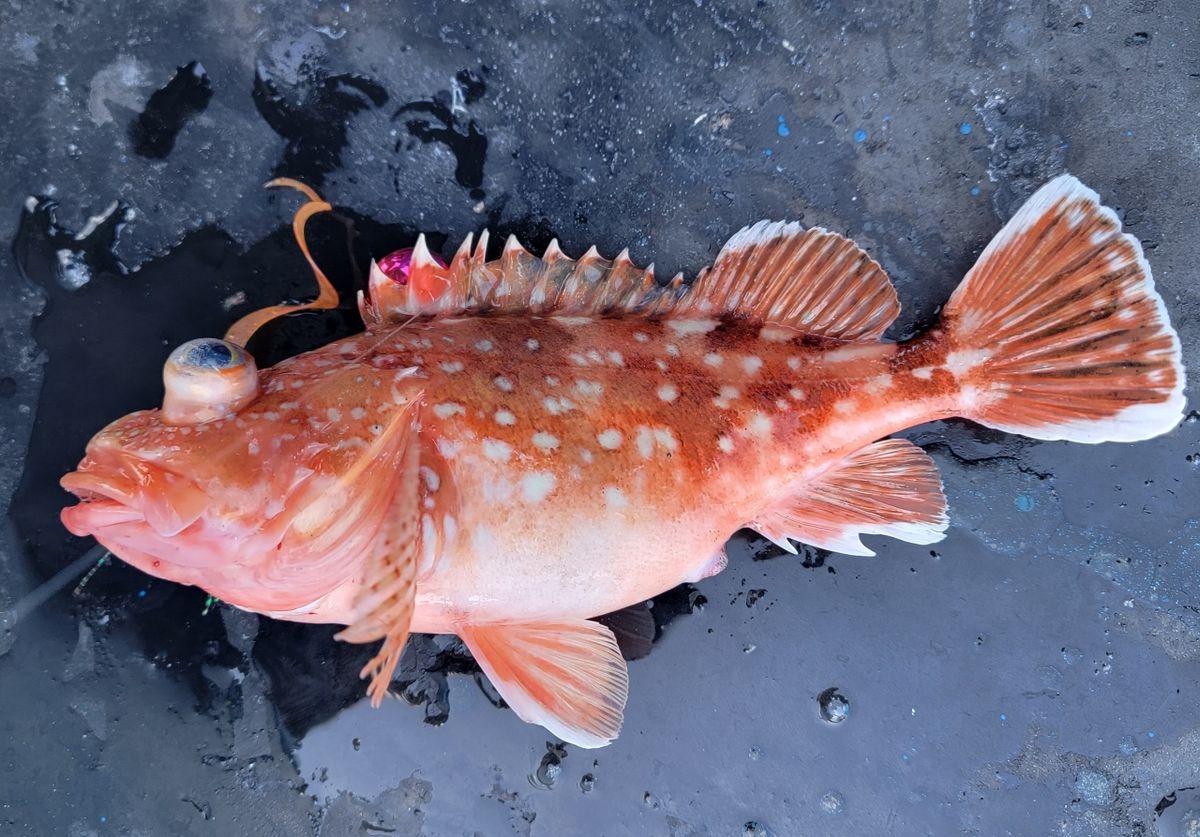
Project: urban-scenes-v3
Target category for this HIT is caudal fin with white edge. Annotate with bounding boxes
[941,174,1186,443]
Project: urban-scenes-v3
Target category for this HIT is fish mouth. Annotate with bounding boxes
[61,448,209,540]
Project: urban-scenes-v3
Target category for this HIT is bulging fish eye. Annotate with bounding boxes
[162,338,259,425]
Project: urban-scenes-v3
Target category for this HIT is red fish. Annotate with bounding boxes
[60,175,1185,747]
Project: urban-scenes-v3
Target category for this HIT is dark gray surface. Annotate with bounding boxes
[1,1,1198,835]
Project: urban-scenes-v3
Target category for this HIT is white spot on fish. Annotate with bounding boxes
[521,472,556,503]
[350,406,367,420]
[436,438,463,459]
[494,376,515,392]
[532,431,560,450]
[787,357,802,370]
[326,407,342,422]
[607,351,624,366]
[633,332,650,343]
[597,429,623,449]
[704,352,724,367]
[433,403,466,419]
[554,316,592,327]
[545,375,560,387]
[759,326,793,342]
[575,380,604,396]
[476,339,495,352]
[439,360,465,374]
[653,428,679,451]
[421,514,437,572]
[717,435,734,453]
[248,440,260,456]
[586,350,603,364]
[864,373,893,394]
[747,412,773,437]
[657,383,679,402]
[603,486,628,508]
[667,319,718,336]
[569,352,589,366]
[526,338,540,351]
[911,367,935,380]
[666,344,680,357]
[544,396,575,415]
[714,385,740,409]
[655,359,669,372]
[420,466,441,492]
[483,438,513,461]
[636,426,654,458]
[834,400,856,414]
[742,356,763,375]
[945,349,992,378]
[494,410,517,426]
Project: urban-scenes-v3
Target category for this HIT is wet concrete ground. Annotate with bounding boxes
[1,1,1198,834]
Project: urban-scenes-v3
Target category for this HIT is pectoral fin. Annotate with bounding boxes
[458,619,629,748]
[333,411,423,707]
[751,438,948,556]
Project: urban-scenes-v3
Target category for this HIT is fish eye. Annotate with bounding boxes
[162,338,259,425]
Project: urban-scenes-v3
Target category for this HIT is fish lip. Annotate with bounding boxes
[60,449,208,537]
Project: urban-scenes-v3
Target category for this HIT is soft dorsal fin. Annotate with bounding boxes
[359,222,899,342]
[458,618,629,748]
[673,222,900,341]
[751,438,948,556]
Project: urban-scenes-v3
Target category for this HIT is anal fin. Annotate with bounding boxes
[751,438,948,557]
[459,619,629,748]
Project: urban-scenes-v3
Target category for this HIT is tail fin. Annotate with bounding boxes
[942,174,1185,443]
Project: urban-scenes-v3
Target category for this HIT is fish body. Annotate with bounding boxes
[61,176,1186,747]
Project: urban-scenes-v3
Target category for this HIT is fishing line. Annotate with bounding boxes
[9,543,109,625]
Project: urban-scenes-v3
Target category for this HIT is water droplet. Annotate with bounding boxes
[959,121,973,135]
[818,687,850,723]
[579,773,595,793]
[853,129,868,143]
[819,790,845,815]
[530,742,566,789]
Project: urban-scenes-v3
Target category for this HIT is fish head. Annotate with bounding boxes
[60,336,421,611]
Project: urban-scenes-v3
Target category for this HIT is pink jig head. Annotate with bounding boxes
[360,235,452,325]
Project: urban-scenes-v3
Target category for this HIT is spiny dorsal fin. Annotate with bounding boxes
[360,222,898,342]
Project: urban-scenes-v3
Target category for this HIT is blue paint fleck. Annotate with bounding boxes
[1014,494,1034,512]
[762,148,773,157]
[853,129,868,143]
[137,589,147,598]
[776,115,790,137]
[959,121,973,135]
[970,185,981,196]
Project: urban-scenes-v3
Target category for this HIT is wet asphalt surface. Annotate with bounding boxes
[1,2,1199,835]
